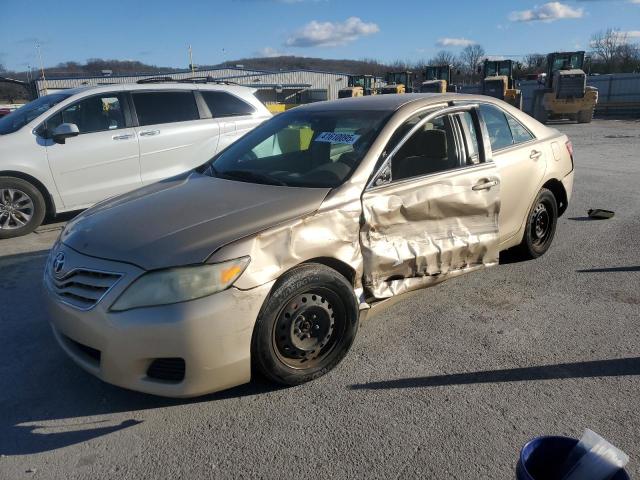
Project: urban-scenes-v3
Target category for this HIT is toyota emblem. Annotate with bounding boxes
[52,252,66,277]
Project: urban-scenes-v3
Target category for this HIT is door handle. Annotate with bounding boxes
[530,149,543,160]
[112,133,134,140]
[472,179,500,191]
[139,130,160,137]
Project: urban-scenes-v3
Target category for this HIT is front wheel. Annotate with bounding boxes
[252,263,359,386]
[577,109,593,124]
[516,188,558,259]
[0,177,47,239]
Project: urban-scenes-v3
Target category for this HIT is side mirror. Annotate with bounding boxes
[51,123,80,144]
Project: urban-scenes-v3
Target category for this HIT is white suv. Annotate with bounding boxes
[0,82,271,238]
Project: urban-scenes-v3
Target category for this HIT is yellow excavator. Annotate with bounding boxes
[532,51,598,123]
[420,65,457,93]
[338,75,377,98]
[482,59,523,109]
[379,71,415,94]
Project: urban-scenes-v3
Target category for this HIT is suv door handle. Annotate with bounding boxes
[472,178,500,191]
[112,133,134,140]
[139,130,160,137]
[530,149,543,160]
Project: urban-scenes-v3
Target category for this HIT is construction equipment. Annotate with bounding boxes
[482,59,523,109]
[338,75,376,98]
[420,65,457,93]
[380,71,415,95]
[532,51,598,124]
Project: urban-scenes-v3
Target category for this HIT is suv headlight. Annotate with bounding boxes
[111,257,250,311]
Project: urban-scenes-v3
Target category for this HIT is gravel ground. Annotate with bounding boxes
[1,119,639,479]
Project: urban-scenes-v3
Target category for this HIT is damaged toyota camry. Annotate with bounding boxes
[45,94,575,397]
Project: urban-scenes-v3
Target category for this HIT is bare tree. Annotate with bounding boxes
[523,53,546,72]
[430,50,458,67]
[459,44,485,82]
[590,28,629,73]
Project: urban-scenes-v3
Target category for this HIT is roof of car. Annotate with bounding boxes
[296,93,473,112]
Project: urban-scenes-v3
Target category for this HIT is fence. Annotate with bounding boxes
[460,73,640,116]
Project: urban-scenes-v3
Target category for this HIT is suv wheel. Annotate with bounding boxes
[252,263,359,386]
[516,188,558,259]
[0,177,47,239]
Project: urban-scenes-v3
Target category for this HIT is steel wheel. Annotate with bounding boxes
[252,264,359,386]
[0,188,35,230]
[531,202,551,248]
[272,289,345,369]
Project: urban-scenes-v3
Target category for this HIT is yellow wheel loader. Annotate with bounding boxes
[338,75,377,98]
[380,71,415,95]
[532,51,598,124]
[420,65,458,93]
[482,59,523,110]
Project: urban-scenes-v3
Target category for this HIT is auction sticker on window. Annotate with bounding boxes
[314,132,361,145]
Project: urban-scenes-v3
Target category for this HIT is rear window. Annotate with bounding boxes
[201,91,255,117]
[132,91,199,126]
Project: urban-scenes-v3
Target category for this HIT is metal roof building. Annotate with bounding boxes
[33,66,351,103]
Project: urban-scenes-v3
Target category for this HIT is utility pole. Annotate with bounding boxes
[189,45,195,76]
[36,43,48,95]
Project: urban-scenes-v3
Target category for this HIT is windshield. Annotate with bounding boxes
[551,53,584,71]
[0,93,72,135]
[206,109,390,188]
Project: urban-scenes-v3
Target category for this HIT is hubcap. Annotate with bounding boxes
[274,292,337,367]
[532,202,550,243]
[0,188,34,230]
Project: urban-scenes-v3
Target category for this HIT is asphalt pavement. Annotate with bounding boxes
[1,119,639,479]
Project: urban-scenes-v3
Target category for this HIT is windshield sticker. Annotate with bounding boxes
[314,132,361,145]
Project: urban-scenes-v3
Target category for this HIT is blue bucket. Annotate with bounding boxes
[516,436,630,480]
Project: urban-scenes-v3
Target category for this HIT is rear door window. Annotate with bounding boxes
[506,114,534,144]
[201,91,255,117]
[479,104,514,151]
[132,91,199,126]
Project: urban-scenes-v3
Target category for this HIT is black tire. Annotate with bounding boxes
[252,263,359,386]
[577,109,593,124]
[516,188,558,259]
[0,176,47,239]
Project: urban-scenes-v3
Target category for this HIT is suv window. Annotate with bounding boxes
[132,91,199,126]
[479,104,513,151]
[391,115,461,182]
[201,91,255,117]
[46,94,125,134]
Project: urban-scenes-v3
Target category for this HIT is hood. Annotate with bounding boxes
[61,171,330,270]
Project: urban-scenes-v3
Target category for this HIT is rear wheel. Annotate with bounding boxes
[516,188,558,259]
[577,109,593,124]
[252,264,359,386]
[0,177,46,239]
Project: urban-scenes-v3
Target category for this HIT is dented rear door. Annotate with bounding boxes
[360,106,501,300]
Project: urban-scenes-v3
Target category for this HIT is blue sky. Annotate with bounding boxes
[1,0,639,71]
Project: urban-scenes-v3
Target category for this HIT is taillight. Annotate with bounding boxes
[565,140,574,168]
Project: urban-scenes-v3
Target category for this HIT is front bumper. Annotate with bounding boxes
[44,245,273,398]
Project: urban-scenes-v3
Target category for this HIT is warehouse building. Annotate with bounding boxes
[32,66,351,105]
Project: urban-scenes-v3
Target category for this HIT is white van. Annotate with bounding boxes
[0,82,271,238]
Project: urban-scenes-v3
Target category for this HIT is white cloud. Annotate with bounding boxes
[628,0,640,4]
[256,47,288,57]
[624,30,640,38]
[436,37,477,47]
[285,17,379,47]
[509,2,584,22]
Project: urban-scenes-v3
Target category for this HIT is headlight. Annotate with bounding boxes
[111,257,250,311]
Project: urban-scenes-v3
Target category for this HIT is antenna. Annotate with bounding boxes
[36,43,48,95]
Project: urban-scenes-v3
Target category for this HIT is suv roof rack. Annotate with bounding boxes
[136,77,175,84]
[176,76,239,85]
[135,76,240,86]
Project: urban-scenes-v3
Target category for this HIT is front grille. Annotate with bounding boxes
[49,268,122,310]
[63,334,101,365]
[147,358,186,383]
[557,75,586,99]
